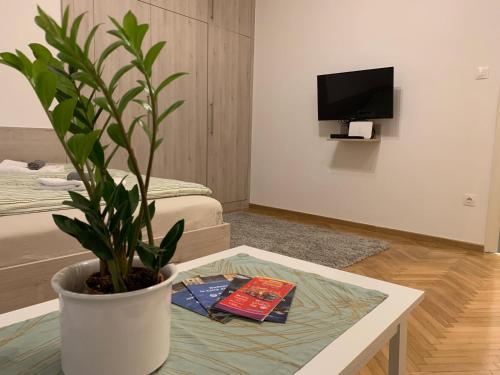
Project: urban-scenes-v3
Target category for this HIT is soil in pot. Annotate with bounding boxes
[85,267,162,294]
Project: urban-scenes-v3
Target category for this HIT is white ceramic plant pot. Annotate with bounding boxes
[51,258,178,375]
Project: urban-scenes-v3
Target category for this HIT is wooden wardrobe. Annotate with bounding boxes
[61,0,254,210]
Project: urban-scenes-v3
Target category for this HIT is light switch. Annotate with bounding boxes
[476,66,490,80]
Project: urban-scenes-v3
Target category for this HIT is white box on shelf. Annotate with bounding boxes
[348,121,373,139]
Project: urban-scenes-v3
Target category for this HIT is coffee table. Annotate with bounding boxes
[0,246,423,374]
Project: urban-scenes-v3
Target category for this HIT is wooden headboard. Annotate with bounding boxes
[0,127,67,163]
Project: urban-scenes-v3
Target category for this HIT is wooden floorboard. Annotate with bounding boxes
[248,206,500,374]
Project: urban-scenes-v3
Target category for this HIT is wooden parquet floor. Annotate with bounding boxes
[248,205,500,375]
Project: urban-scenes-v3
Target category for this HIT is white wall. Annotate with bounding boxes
[0,0,60,128]
[251,0,500,244]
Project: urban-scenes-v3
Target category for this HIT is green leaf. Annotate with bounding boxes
[35,6,59,36]
[31,59,49,81]
[128,185,140,214]
[84,24,100,58]
[109,64,134,92]
[72,109,91,130]
[135,24,149,50]
[160,219,184,250]
[29,43,52,62]
[138,201,156,229]
[57,51,85,70]
[0,52,23,72]
[71,71,98,89]
[107,123,127,148]
[55,76,78,98]
[158,100,185,124]
[53,215,113,260]
[70,13,85,43]
[148,201,156,221]
[97,41,122,70]
[52,98,77,137]
[127,115,145,140]
[132,99,152,112]
[139,118,152,141]
[118,86,143,113]
[102,177,118,205]
[108,209,123,233]
[67,130,100,165]
[153,138,163,151]
[127,218,142,253]
[15,50,32,75]
[107,29,125,42]
[89,142,105,167]
[94,97,110,112]
[67,191,93,211]
[35,71,57,108]
[61,6,69,34]
[136,241,158,270]
[157,219,184,268]
[123,11,138,39]
[144,41,165,75]
[156,72,187,95]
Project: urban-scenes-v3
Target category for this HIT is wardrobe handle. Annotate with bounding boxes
[211,0,215,20]
[210,102,214,135]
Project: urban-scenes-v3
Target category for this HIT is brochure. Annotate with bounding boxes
[183,274,236,311]
[212,276,296,321]
[171,281,208,317]
[210,275,296,323]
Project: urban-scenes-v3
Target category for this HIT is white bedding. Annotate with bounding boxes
[0,195,223,268]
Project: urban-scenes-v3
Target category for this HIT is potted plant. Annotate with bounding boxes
[0,7,188,375]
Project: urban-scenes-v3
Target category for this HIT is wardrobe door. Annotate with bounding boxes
[150,0,209,22]
[207,25,252,203]
[150,8,208,183]
[211,0,254,37]
[93,0,151,171]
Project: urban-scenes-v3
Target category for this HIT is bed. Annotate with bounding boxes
[0,131,230,312]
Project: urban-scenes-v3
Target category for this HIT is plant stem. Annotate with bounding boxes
[108,259,127,293]
[89,71,155,247]
[144,78,157,191]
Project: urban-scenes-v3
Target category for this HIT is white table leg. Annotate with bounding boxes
[388,320,407,375]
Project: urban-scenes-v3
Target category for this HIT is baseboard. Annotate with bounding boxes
[248,204,484,252]
[223,200,249,213]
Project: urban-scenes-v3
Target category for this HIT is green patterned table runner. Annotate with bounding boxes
[0,254,387,375]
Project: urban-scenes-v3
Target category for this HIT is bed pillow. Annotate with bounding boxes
[0,159,64,173]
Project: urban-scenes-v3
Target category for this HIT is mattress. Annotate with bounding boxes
[0,168,212,216]
[0,195,223,268]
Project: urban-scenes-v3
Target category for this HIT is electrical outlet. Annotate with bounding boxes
[463,194,478,207]
[476,66,490,80]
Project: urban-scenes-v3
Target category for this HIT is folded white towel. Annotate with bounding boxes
[38,178,83,187]
[0,159,64,173]
[37,178,85,191]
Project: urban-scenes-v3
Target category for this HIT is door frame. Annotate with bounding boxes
[484,87,500,252]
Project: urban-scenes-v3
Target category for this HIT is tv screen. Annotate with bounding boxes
[317,67,394,121]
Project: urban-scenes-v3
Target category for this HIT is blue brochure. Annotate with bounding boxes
[183,274,236,310]
[171,282,208,317]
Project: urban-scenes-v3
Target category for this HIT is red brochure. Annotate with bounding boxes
[213,276,295,321]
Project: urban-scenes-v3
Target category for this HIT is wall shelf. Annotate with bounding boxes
[327,137,380,143]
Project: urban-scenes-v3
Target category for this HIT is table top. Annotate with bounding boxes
[0,246,424,375]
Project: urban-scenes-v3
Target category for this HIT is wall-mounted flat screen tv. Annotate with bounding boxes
[317,67,394,121]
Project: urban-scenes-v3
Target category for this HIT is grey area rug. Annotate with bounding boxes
[224,212,389,269]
